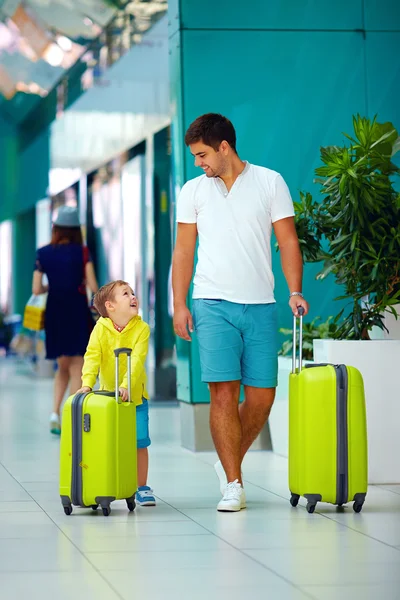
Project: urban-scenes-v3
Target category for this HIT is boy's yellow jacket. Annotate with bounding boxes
[81,316,150,406]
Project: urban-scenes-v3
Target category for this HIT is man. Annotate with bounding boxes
[172,113,309,512]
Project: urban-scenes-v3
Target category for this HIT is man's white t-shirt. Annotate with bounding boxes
[176,162,295,304]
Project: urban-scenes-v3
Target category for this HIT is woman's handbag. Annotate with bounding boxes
[22,294,47,331]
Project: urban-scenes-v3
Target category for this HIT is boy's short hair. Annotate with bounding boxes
[93,280,130,318]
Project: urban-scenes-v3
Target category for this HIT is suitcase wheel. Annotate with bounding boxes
[64,505,72,516]
[306,502,316,514]
[353,501,363,513]
[102,506,111,517]
[91,505,99,511]
[127,500,136,512]
[290,494,300,508]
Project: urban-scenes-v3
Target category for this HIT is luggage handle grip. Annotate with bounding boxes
[114,347,132,357]
[292,306,305,374]
[114,347,133,404]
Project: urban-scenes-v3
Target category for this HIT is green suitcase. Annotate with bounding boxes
[59,348,137,517]
[289,309,368,514]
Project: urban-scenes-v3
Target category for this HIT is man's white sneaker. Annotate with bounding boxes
[214,460,244,495]
[217,480,246,512]
[214,460,228,495]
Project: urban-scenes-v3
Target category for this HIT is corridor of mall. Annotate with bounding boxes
[1,358,400,600]
[1,1,400,599]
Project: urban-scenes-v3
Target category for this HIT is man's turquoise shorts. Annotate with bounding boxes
[192,299,278,388]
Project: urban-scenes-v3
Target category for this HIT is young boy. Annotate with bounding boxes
[76,280,156,507]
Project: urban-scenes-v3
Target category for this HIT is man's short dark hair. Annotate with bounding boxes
[184,113,237,153]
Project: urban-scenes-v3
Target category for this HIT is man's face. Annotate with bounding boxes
[189,141,227,178]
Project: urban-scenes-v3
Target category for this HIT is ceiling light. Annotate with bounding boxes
[57,36,72,52]
[15,81,47,96]
[28,82,40,94]
[43,43,64,67]
[0,24,14,50]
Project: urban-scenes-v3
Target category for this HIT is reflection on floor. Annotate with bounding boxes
[0,357,399,600]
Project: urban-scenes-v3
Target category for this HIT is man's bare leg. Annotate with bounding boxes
[239,386,276,461]
[209,381,242,484]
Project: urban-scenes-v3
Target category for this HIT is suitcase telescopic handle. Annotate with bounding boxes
[114,347,133,404]
[292,306,305,374]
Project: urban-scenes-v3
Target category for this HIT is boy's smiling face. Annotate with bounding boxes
[106,283,139,323]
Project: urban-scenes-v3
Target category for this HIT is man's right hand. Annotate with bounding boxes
[173,304,194,341]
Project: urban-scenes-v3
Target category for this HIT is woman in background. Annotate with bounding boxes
[32,206,99,434]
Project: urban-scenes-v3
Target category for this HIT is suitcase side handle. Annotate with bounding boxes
[114,347,133,404]
[292,306,305,374]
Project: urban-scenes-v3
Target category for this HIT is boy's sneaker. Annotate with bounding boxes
[50,413,61,435]
[217,480,246,512]
[136,486,156,506]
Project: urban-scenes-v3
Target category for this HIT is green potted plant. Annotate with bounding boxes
[294,115,400,340]
[279,316,339,361]
[295,115,400,484]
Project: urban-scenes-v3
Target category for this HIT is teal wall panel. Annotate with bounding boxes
[169,29,186,190]
[13,208,36,315]
[153,127,175,360]
[19,91,56,151]
[0,118,49,318]
[182,30,366,189]
[364,0,400,30]
[180,0,363,30]
[18,129,50,214]
[0,116,18,222]
[180,30,366,403]
[169,0,400,404]
[365,33,400,121]
[0,122,49,221]
[169,27,194,402]
[168,0,181,37]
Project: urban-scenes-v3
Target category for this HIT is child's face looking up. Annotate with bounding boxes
[107,284,139,321]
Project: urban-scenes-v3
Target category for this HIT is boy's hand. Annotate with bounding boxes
[76,386,91,394]
[119,387,129,402]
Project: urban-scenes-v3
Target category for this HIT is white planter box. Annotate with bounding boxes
[370,304,400,340]
[314,339,400,484]
[269,356,313,457]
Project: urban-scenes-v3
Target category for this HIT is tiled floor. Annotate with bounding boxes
[1,357,400,600]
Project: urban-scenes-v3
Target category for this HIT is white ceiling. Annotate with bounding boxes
[1,0,115,39]
[0,0,167,121]
[71,13,169,114]
[50,14,170,171]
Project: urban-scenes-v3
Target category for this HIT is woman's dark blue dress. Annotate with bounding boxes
[35,243,94,360]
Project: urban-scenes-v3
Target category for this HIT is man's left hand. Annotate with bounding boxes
[289,295,309,317]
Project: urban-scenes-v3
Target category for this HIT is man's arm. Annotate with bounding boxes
[273,216,309,316]
[172,222,198,340]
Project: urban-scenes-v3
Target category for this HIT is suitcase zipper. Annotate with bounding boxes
[336,365,349,506]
